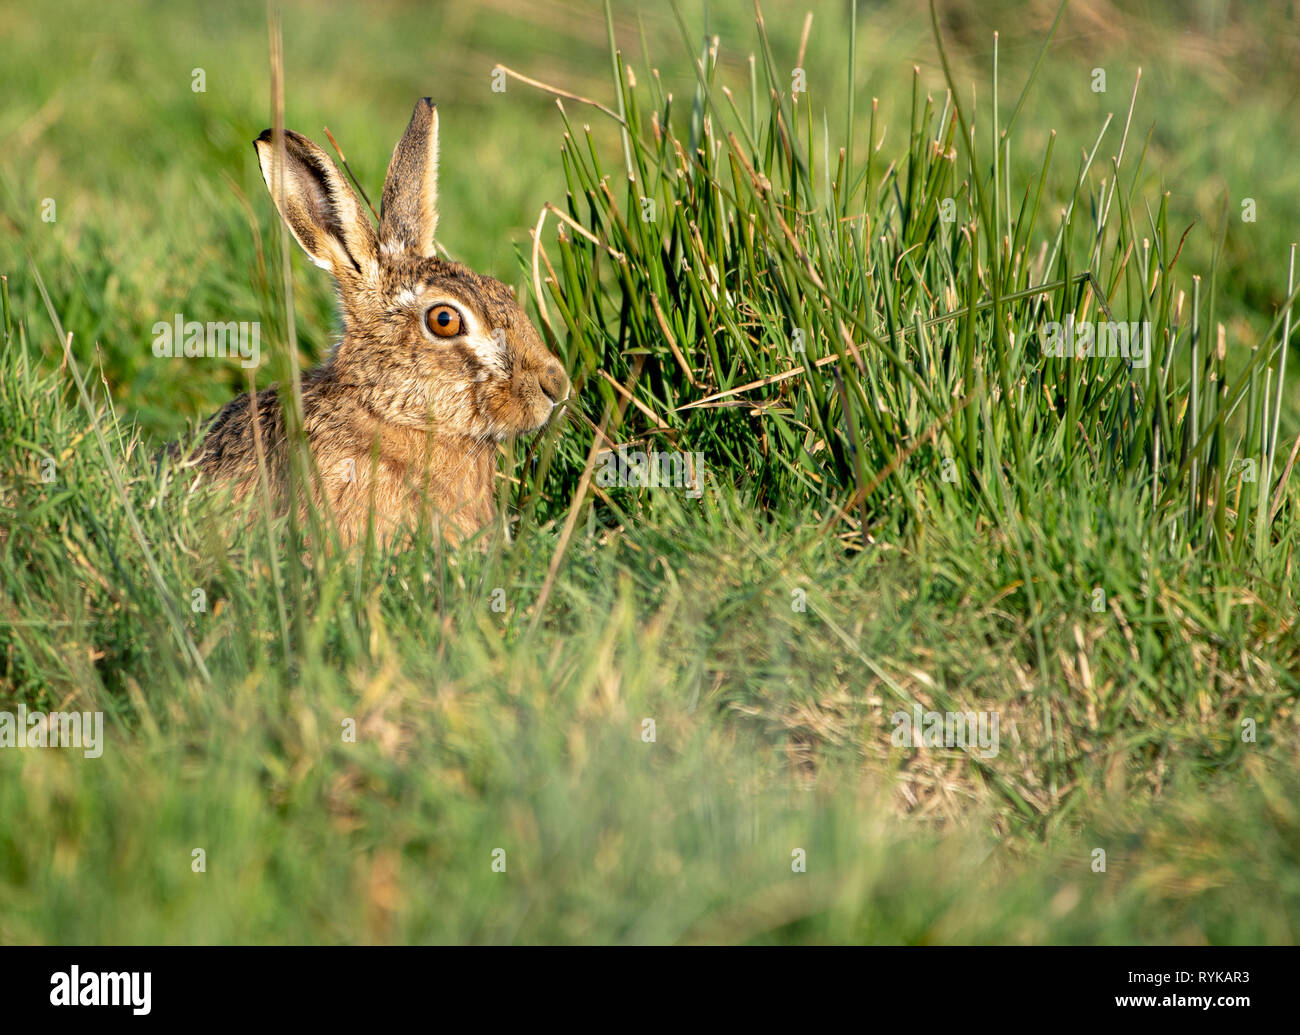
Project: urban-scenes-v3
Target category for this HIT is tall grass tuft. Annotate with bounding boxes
[520,0,1298,577]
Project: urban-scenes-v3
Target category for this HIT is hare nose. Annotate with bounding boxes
[539,361,568,403]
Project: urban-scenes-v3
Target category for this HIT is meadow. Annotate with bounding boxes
[1,0,1298,944]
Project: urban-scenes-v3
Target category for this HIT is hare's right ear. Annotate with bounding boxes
[379,98,439,257]
[253,129,378,281]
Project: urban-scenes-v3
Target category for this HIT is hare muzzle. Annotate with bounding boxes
[539,360,568,404]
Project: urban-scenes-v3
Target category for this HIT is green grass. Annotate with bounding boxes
[1,0,1298,944]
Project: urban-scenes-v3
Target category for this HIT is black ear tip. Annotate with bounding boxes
[254,128,274,145]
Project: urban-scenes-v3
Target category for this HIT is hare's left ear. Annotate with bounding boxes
[253,128,378,282]
[379,97,439,257]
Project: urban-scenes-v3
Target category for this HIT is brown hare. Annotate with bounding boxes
[190,98,568,546]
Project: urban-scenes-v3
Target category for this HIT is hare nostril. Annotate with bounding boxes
[539,361,568,403]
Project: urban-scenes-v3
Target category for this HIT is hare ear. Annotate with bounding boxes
[379,98,439,257]
[253,129,378,280]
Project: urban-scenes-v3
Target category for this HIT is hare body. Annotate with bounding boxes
[190,99,567,545]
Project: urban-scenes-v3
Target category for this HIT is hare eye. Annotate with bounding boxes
[426,305,463,338]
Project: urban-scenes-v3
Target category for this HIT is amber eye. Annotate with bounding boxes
[426,304,463,338]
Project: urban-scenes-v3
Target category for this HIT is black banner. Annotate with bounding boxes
[2,946,1291,1023]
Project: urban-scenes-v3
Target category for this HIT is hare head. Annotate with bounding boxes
[192,99,567,547]
[253,97,568,440]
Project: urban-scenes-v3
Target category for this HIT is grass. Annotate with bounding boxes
[1,0,1298,944]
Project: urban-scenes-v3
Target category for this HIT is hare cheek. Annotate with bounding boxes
[453,347,491,385]
[461,329,510,378]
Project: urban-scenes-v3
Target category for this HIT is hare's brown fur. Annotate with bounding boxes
[189,98,567,546]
